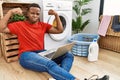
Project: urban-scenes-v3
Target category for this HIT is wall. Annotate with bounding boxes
[103,0,120,15]
[82,0,100,34]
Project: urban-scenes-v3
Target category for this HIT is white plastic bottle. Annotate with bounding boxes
[88,39,99,62]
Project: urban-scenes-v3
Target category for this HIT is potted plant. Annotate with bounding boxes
[72,0,93,33]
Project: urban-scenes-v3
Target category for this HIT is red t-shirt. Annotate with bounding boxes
[8,21,52,55]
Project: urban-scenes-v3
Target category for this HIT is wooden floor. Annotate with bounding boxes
[0,48,120,80]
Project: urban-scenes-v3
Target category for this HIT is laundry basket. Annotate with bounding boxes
[68,33,99,56]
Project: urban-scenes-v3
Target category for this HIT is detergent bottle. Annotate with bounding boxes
[88,39,99,62]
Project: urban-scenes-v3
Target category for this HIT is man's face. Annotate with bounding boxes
[27,7,41,23]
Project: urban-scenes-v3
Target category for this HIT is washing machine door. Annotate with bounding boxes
[47,13,69,41]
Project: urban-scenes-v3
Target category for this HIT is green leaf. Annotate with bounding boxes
[81,20,90,31]
[72,16,82,31]
[81,8,92,16]
[82,0,93,5]
[10,14,26,22]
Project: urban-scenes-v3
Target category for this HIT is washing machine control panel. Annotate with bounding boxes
[43,2,56,10]
[43,1,72,11]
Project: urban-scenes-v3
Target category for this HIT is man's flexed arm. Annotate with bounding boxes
[0,8,22,33]
[48,9,63,34]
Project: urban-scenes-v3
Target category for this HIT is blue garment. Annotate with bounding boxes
[112,15,120,32]
[19,50,75,80]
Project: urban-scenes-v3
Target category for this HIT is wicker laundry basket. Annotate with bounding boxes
[99,16,120,53]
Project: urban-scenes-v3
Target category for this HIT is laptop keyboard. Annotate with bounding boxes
[38,48,57,57]
[44,52,55,58]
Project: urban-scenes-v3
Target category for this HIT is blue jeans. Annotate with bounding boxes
[19,50,75,80]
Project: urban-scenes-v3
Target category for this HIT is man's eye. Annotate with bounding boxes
[36,13,40,15]
[30,12,40,15]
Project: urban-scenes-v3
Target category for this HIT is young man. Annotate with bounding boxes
[0,3,109,80]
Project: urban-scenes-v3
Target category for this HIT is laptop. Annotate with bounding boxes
[38,42,75,60]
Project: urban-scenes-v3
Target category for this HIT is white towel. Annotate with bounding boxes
[98,15,111,36]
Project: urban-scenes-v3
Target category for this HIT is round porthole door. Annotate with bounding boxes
[47,13,70,41]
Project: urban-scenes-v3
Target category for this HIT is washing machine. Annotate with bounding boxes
[39,0,73,50]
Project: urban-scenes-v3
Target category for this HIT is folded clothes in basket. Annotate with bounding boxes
[112,15,120,32]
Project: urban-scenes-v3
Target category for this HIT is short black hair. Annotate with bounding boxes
[27,3,41,11]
